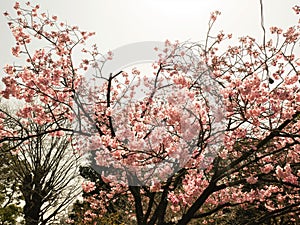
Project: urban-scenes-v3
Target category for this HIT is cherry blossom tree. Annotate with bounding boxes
[1,2,300,225]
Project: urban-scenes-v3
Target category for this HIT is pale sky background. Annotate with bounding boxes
[0,0,299,69]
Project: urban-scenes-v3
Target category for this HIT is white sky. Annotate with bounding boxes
[0,0,299,68]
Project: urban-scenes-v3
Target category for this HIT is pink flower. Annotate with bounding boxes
[293,5,300,14]
[150,182,162,192]
[11,45,20,57]
[13,2,20,10]
[275,165,286,179]
[246,176,258,184]
[219,149,228,159]
[107,51,113,60]
[4,65,15,75]
[55,130,65,137]
[65,219,74,224]
[275,164,299,185]
[261,164,274,174]
[168,193,180,205]
[210,11,221,22]
[82,181,96,193]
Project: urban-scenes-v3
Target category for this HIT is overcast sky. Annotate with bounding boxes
[0,0,299,68]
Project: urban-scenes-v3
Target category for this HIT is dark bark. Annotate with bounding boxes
[22,173,43,225]
[176,182,216,225]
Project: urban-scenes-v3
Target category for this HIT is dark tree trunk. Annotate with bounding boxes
[22,173,43,225]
